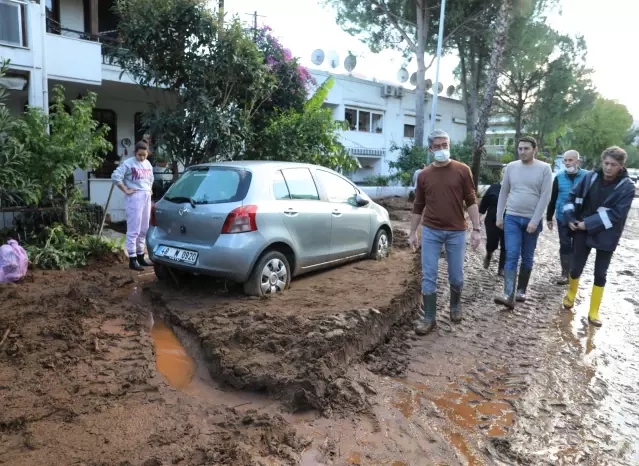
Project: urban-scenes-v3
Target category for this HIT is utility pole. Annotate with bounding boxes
[218,0,224,36]
[245,10,266,32]
[429,0,447,135]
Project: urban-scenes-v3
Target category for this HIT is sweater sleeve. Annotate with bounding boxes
[479,187,491,215]
[462,164,477,207]
[546,177,558,221]
[532,164,553,226]
[496,165,510,221]
[111,159,129,185]
[412,171,425,216]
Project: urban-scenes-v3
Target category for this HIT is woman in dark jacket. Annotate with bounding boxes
[562,146,635,326]
[479,166,506,276]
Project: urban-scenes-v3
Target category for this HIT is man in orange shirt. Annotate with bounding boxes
[409,129,482,335]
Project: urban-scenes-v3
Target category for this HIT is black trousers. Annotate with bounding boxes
[569,231,613,287]
[485,218,506,269]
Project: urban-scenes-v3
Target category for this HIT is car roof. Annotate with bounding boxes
[189,160,337,172]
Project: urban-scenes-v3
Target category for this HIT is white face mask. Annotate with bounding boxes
[565,165,577,174]
[432,149,450,163]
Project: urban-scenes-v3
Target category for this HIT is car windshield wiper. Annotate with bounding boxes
[165,196,196,208]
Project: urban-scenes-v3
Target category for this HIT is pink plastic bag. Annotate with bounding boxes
[0,240,28,283]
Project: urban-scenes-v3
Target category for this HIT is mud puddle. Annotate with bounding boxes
[150,319,196,389]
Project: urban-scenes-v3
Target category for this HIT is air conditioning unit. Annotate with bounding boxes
[381,84,393,97]
[393,86,404,98]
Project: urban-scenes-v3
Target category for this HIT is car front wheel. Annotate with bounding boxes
[243,250,291,297]
[371,228,390,260]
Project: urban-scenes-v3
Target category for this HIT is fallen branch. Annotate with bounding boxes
[0,327,10,347]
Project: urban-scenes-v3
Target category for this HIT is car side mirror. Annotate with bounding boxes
[355,193,370,207]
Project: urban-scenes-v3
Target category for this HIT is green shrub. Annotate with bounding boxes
[25,225,123,270]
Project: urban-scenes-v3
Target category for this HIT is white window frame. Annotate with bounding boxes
[0,0,27,48]
[344,107,384,134]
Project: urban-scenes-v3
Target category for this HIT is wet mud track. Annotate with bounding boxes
[1,197,638,465]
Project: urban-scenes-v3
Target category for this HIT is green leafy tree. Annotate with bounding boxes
[0,60,38,207]
[245,78,357,172]
[112,0,273,167]
[570,97,633,168]
[17,86,111,225]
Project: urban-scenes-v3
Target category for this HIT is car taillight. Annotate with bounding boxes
[221,205,258,234]
[150,203,157,226]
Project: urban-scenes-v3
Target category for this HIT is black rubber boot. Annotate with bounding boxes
[129,257,144,271]
[450,285,462,323]
[483,251,493,269]
[415,293,437,335]
[516,267,532,302]
[137,254,152,267]
[556,254,570,285]
[495,269,517,309]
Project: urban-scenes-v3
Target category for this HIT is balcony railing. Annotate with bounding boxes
[44,19,123,65]
[0,0,28,48]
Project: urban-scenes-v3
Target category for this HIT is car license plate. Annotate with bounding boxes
[156,245,198,265]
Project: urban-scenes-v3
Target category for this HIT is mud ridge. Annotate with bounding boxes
[148,254,422,413]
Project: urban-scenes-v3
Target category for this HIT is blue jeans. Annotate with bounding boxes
[421,226,466,294]
[504,214,542,271]
[557,219,573,255]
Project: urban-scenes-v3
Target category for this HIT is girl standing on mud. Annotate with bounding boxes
[562,146,635,326]
[111,141,155,271]
[479,166,506,276]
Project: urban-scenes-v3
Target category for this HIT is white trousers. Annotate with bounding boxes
[125,191,151,257]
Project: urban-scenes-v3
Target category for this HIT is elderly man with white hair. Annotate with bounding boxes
[546,149,588,284]
[408,129,482,335]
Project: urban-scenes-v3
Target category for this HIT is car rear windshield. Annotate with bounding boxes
[163,167,252,205]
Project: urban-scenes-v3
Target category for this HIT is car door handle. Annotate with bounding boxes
[284,208,298,216]
[332,209,342,217]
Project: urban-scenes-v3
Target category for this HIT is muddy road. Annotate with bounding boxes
[1,198,638,465]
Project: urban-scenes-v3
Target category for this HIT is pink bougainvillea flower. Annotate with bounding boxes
[267,56,277,66]
[283,48,292,61]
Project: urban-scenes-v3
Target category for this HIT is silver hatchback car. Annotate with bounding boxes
[147,161,393,296]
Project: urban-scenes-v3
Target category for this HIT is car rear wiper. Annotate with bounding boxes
[165,196,196,208]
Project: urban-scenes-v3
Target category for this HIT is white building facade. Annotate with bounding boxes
[1,0,167,221]
[309,69,468,184]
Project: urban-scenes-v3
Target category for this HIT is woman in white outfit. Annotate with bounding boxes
[111,141,155,271]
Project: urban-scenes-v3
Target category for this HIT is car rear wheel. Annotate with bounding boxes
[243,250,291,297]
[370,228,390,260]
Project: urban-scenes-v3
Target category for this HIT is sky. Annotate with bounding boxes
[226,0,639,123]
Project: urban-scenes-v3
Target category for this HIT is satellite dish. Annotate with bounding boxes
[327,51,339,69]
[344,54,357,73]
[425,79,432,91]
[311,49,325,66]
[446,85,455,97]
[436,82,444,94]
[409,72,417,87]
[397,68,409,83]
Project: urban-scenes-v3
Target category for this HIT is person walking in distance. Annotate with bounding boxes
[495,136,553,308]
[408,129,482,335]
[479,166,506,276]
[562,147,635,327]
[546,150,588,284]
[413,163,426,187]
[111,141,155,271]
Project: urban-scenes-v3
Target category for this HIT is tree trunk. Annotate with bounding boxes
[458,40,474,138]
[514,102,523,144]
[63,199,70,226]
[414,1,428,149]
[471,0,515,189]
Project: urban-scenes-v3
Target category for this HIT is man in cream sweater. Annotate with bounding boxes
[495,136,553,308]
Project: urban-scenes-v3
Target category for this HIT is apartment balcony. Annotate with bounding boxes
[45,20,102,84]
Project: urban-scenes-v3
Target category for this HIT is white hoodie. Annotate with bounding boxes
[111,157,154,192]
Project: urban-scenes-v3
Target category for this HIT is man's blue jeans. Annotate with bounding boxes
[421,225,466,294]
[504,214,542,272]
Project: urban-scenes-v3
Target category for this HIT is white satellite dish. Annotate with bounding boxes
[311,49,325,66]
[327,51,340,69]
[409,72,417,87]
[425,78,432,91]
[446,85,455,97]
[344,54,357,73]
[436,82,444,94]
[397,68,409,83]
